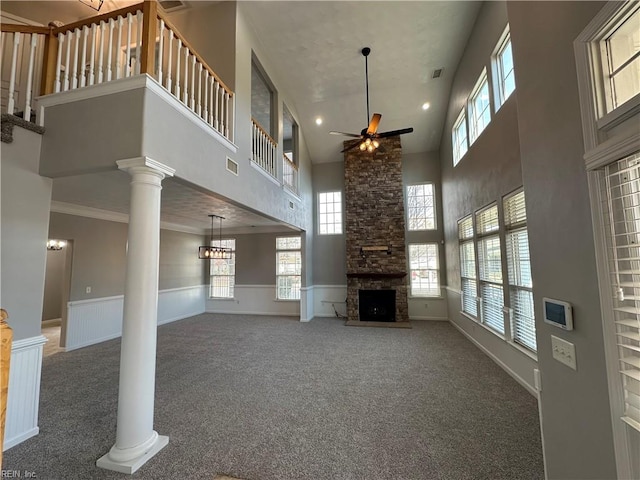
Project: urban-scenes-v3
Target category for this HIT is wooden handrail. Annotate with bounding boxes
[0,24,51,34]
[51,3,143,35]
[283,155,299,171]
[252,117,277,146]
[156,8,233,97]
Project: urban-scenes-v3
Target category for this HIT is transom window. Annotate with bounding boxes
[452,110,468,166]
[210,239,235,298]
[469,69,491,144]
[276,236,301,300]
[601,4,640,112]
[318,191,343,235]
[406,183,436,230]
[494,29,516,109]
[408,243,440,297]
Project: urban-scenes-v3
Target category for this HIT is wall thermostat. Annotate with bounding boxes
[543,297,573,331]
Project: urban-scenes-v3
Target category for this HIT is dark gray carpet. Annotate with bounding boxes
[4,314,544,479]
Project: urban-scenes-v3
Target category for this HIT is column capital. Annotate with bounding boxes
[116,157,175,178]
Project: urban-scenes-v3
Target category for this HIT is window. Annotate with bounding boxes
[276,236,301,300]
[452,110,468,165]
[476,205,504,334]
[601,5,640,112]
[504,190,536,351]
[318,191,343,235]
[458,215,477,317]
[469,70,491,144]
[408,244,440,297]
[494,29,516,109]
[407,183,436,230]
[601,152,640,432]
[210,239,235,298]
[251,57,274,136]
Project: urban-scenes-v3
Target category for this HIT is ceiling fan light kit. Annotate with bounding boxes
[330,47,413,154]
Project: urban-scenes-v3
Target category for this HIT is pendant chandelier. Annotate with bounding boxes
[198,214,232,260]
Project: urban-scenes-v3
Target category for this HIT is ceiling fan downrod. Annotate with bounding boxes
[362,47,371,125]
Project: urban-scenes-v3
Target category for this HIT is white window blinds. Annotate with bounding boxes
[459,215,478,317]
[603,152,640,432]
[504,190,536,351]
[476,205,504,334]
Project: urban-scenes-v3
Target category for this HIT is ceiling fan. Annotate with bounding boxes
[330,47,414,153]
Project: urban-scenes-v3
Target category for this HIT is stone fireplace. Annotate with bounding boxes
[344,136,409,326]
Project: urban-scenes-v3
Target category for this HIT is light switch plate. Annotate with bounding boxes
[551,335,577,370]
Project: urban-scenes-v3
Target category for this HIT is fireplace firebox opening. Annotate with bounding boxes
[358,289,396,322]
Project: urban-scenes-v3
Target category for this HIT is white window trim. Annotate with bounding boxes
[407,243,441,298]
[492,25,515,110]
[452,109,468,166]
[318,191,343,235]
[276,236,301,301]
[406,183,437,231]
[209,238,236,299]
[468,68,491,144]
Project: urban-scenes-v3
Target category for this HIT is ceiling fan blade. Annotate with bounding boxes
[341,139,362,153]
[376,127,414,138]
[330,131,362,138]
[366,113,382,135]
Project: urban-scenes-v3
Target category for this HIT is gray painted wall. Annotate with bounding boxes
[507,2,615,478]
[42,248,65,321]
[1,127,52,341]
[48,213,206,301]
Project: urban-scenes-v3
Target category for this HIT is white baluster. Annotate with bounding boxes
[182,46,188,104]
[166,30,173,92]
[208,76,214,125]
[107,18,115,81]
[63,31,71,91]
[203,69,208,122]
[157,20,165,83]
[115,16,123,79]
[88,23,96,86]
[125,12,132,77]
[175,38,181,98]
[196,62,202,116]
[23,33,37,121]
[135,10,142,75]
[230,93,235,143]
[224,91,230,138]
[0,32,5,64]
[54,33,63,93]
[79,26,88,88]
[214,82,219,131]
[190,55,195,110]
[71,28,80,89]
[97,21,105,84]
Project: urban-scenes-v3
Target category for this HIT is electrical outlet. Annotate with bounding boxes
[551,335,577,370]
[86,286,92,294]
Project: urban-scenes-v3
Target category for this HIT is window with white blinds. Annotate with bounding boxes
[476,205,505,334]
[504,190,536,351]
[210,239,236,298]
[603,152,640,432]
[458,215,478,317]
[408,243,440,297]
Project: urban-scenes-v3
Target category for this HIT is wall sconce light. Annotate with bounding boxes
[47,239,66,251]
[198,214,232,259]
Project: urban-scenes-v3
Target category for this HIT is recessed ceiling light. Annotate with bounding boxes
[422,102,430,110]
[315,117,323,126]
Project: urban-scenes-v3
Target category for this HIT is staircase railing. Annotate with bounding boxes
[283,154,299,194]
[251,118,277,178]
[1,1,234,142]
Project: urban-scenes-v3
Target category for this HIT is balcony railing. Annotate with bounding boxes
[251,118,276,178]
[282,154,298,194]
[1,1,234,143]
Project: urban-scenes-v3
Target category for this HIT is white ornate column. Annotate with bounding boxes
[97,157,175,474]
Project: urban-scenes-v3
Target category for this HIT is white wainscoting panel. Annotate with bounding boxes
[312,285,347,318]
[4,335,46,451]
[408,289,449,320]
[65,285,206,351]
[206,285,299,317]
[299,286,314,322]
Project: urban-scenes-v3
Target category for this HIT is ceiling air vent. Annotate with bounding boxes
[226,157,238,175]
[159,0,187,13]
[432,68,443,79]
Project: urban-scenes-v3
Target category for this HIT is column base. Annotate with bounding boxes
[96,435,169,474]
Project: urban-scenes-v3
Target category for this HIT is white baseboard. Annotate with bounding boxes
[4,335,47,451]
[409,316,449,321]
[65,285,206,351]
[450,320,538,397]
